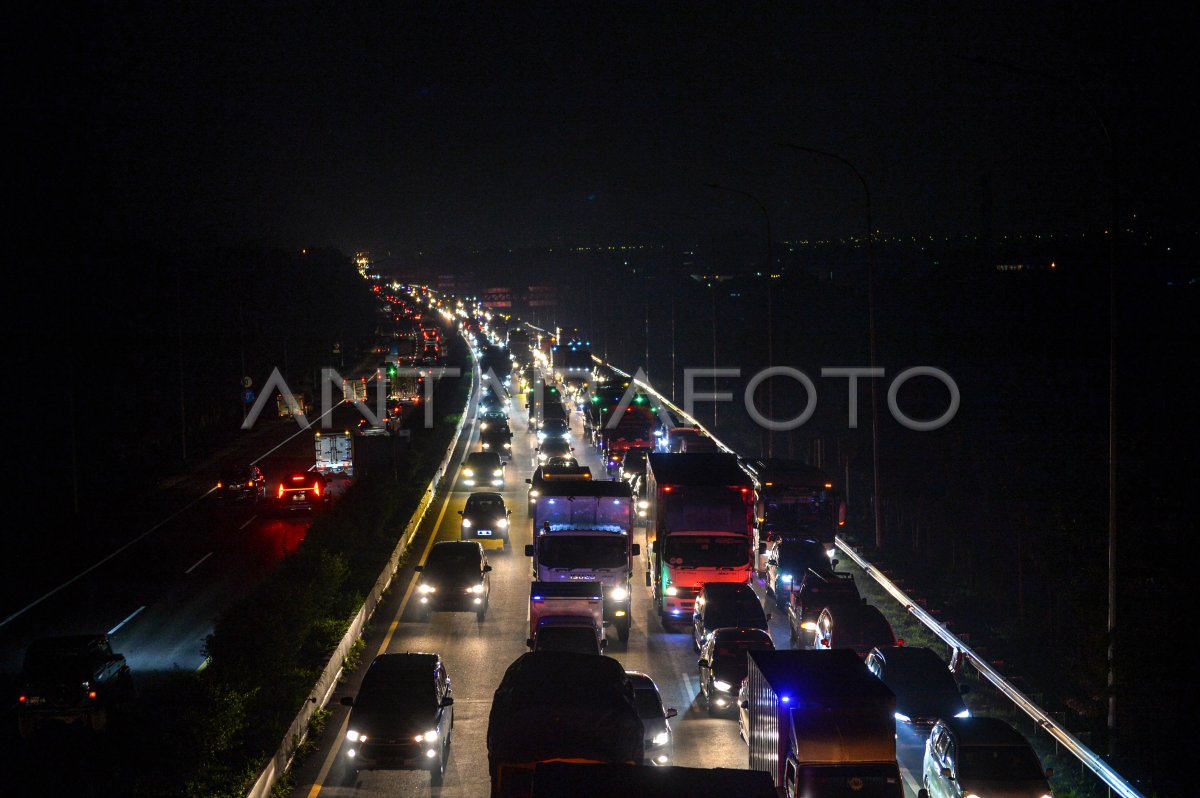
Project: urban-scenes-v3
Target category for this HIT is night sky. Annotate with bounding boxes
[14,3,1195,253]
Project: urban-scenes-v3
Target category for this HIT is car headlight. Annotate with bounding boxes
[801,621,818,631]
[713,679,733,692]
[480,422,488,430]
[461,518,472,528]
[504,443,511,449]
[346,729,361,742]
[638,500,649,509]
[481,442,490,449]
[955,709,971,718]
[781,573,793,583]
[418,583,436,594]
[651,731,669,746]
[609,586,629,602]
[414,729,438,743]
[493,469,503,476]
[530,489,539,497]
[496,517,508,528]
[471,584,485,593]
[894,712,911,723]
[665,586,678,597]
[463,468,474,477]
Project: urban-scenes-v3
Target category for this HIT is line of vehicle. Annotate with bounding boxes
[0,486,218,629]
[107,605,146,635]
[184,552,213,574]
[306,395,476,798]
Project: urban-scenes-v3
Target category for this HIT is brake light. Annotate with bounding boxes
[216,482,223,489]
[740,487,749,493]
[278,484,285,499]
[896,638,904,646]
[247,481,254,488]
[87,691,97,699]
[313,481,321,497]
[18,694,26,703]
[663,486,673,493]
[291,475,305,481]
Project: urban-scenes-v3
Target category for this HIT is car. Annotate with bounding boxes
[17,635,134,737]
[697,627,775,716]
[479,409,509,429]
[866,646,970,727]
[626,671,677,766]
[787,570,861,643]
[814,602,899,658]
[736,677,750,743]
[618,447,651,482]
[765,537,835,608]
[526,463,592,512]
[536,418,571,443]
[459,492,511,547]
[340,652,455,786]
[414,541,492,622]
[215,465,266,502]
[922,717,1053,798]
[544,455,579,468]
[276,470,326,511]
[692,582,771,653]
[479,426,513,458]
[535,437,573,465]
[463,451,505,487]
[529,617,605,654]
[479,387,509,415]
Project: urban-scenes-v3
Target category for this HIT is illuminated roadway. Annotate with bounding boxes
[292,372,927,797]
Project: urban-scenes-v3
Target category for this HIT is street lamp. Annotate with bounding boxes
[706,183,775,457]
[776,143,883,550]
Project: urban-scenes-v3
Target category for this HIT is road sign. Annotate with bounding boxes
[243,389,255,404]
[242,376,253,388]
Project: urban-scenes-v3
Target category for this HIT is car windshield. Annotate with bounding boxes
[632,687,664,718]
[426,547,479,568]
[803,581,858,605]
[536,627,597,653]
[777,542,828,573]
[713,639,774,666]
[883,657,955,689]
[704,599,766,629]
[537,536,628,569]
[467,498,505,514]
[664,536,749,568]
[664,489,747,532]
[357,679,435,715]
[468,455,498,467]
[837,614,894,644]
[959,745,1045,781]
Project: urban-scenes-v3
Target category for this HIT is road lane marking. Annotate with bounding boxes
[239,514,258,530]
[108,605,146,635]
[0,486,218,628]
[184,552,213,574]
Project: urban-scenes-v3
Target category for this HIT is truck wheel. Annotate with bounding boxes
[617,621,630,643]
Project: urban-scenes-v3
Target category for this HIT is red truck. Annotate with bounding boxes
[644,453,755,628]
[600,402,657,477]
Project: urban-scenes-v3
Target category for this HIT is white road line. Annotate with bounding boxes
[0,486,217,629]
[107,605,146,635]
[184,552,213,574]
[239,515,258,530]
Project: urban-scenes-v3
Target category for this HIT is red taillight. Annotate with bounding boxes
[896,638,904,646]
[838,520,845,526]
[740,487,749,493]
[247,481,254,488]
[291,475,305,481]
[18,695,26,703]
[313,481,321,497]
[663,486,673,493]
[216,482,223,489]
[278,484,285,499]
[87,691,97,700]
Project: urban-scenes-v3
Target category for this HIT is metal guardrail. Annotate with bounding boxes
[590,353,1144,798]
[245,328,479,798]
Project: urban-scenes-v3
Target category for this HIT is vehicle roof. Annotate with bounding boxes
[647,453,750,486]
[712,627,774,643]
[466,451,501,462]
[536,465,592,479]
[366,651,439,677]
[535,479,631,498]
[427,541,483,558]
[700,582,758,597]
[939,716,1032,747]
[869,645,945,670]
[541,418,569,428]
[748,649,893,700]
[466,491,505,502]
[820,603,891,623]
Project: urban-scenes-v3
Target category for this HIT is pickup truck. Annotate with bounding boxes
[17,634,134,737]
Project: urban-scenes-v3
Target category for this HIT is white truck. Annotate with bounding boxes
[526,581,605,654]
[314,430,353,498]
[524,480,638,642]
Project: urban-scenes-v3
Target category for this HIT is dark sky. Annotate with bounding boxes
[14,3,1195,252]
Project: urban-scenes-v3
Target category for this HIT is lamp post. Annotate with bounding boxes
[706,183,775,456]
[776,143,883,550]
[959,54,1120,747]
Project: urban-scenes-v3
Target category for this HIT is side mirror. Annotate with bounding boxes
[414,564,423,572]
[524,544,534,556]
[441,696,454,707]
[665,708,678,719]
[340,696,355,707]
[697,658,709,669]
[739,699,748,710]
[483,564,493,572]
[831,559,839,568]
[650,540,658,553]
[940,767,952,780]
[525,478,532,484]
[599,638,608,650]
[630,543,640,556]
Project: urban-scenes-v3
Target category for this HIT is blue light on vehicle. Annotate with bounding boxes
[781,573,793,583]
[780,695,791,704]
[532,595,543,601]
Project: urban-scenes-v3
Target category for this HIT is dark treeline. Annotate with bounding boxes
[19,245,377,539]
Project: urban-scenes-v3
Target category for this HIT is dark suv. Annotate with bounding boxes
[459,492,511,547]
[692,582,770,652]
[697,627,774,716]
[17,635,134,737]
[216,465,266,502]
[415,541,492,621]
[463,451,505,488]
[765,537,835,608]
[340,652,455,786]
[787,570,861,643]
